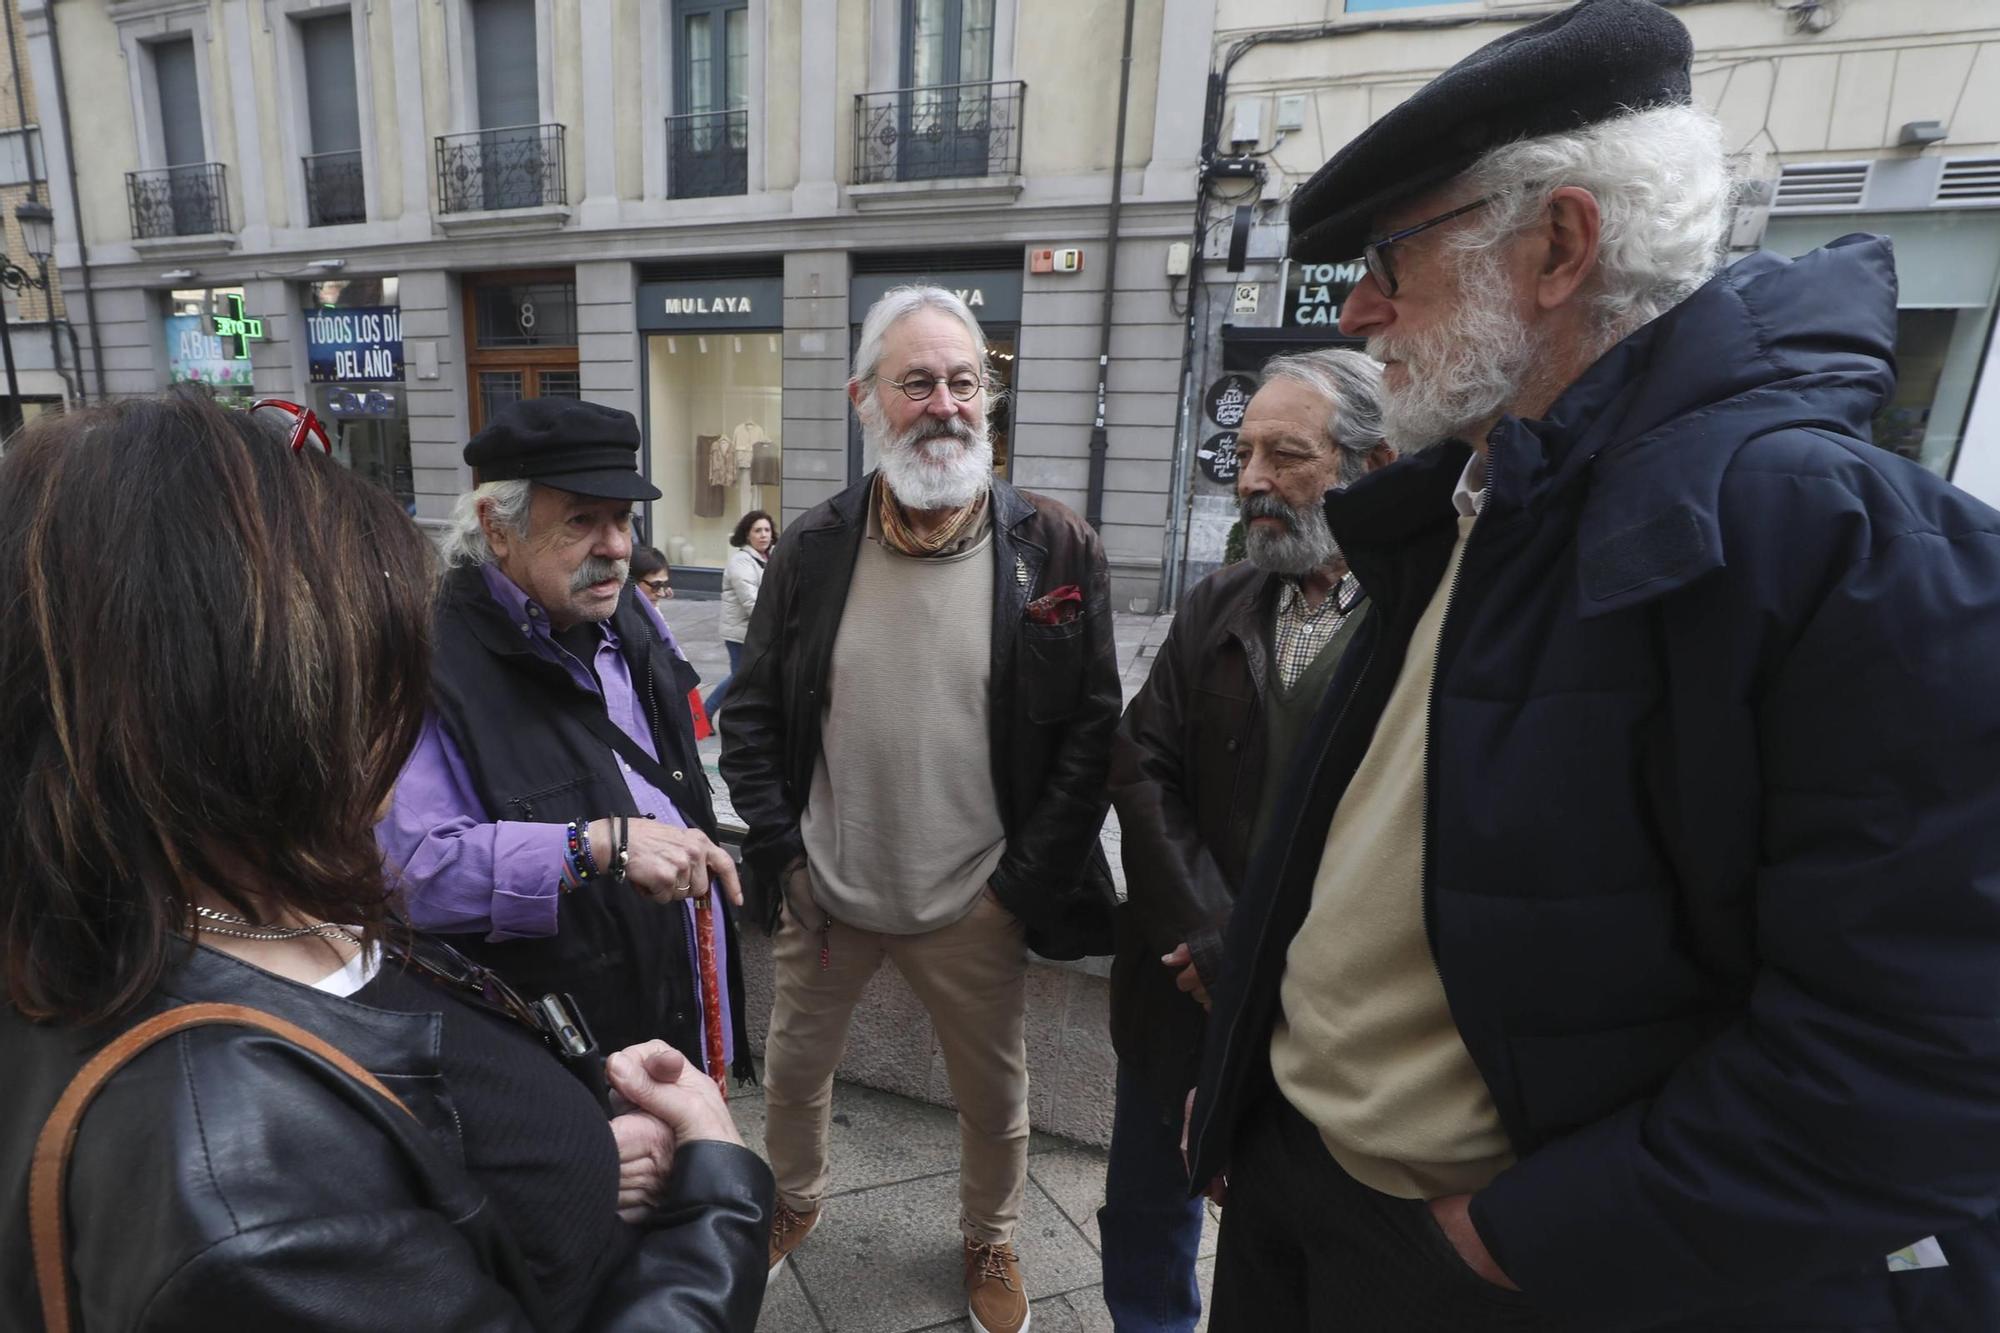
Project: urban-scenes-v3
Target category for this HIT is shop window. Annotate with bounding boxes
[304,276,413,512]
[164,287,255,400]
[646,331,781,569]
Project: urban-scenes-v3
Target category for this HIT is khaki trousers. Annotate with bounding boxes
[763,887,1030,1244]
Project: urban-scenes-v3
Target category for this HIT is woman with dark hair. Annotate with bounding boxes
[0,393,772,1332]
[632,544,674,605]
[705,510,773,717]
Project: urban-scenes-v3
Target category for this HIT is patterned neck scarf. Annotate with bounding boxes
[875,478,989,557]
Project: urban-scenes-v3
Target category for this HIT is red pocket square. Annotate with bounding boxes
[1025,585,1084,626]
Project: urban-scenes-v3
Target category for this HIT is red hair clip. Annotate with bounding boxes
[249,397,332,455]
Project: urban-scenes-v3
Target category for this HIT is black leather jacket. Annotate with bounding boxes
[718,474,1121,959]
[0,946,773,1332]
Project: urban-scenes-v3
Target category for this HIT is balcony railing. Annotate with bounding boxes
[853,80,1024,186]
[303,149,366,226]
[666,108,749,199]
[435,123,567,213]
[126,162,230,239]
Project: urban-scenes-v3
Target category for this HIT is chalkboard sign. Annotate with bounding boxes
[1197,432,1240,485]
[1205,374,1257,429]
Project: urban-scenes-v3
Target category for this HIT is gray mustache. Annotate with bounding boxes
[909,415,976,445]
[572,556,629,592]
[1240,493,1299,529]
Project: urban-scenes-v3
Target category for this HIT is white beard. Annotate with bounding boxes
[1369,247,1543,454]
[871,412,994,512]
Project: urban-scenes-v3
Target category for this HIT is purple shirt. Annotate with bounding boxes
[378,564,732,1065]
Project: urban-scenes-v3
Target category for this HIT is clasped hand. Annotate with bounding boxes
[604,1040,742,1224]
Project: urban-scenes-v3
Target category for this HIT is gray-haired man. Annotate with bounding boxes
[720,286,1121,1333]
[1101,349,1392,1331]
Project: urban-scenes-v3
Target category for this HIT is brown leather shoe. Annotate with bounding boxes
[963,1238,1030,1333]
[768,1201,820,1277]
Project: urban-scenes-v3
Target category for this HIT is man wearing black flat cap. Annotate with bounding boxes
[1187,1,2000,1330]
[380,396,755,1086]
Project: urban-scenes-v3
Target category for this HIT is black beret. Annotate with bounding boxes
[1288,0,1694,264]
[464,397,660,502]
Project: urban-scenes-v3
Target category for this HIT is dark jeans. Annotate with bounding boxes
[704,639,743,715]
[1210,1092,1550,1333]
[1098,1063,1205,1332]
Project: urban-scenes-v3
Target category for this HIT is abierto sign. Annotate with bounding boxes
[306,306,405,384]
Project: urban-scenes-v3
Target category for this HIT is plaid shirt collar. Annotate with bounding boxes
[1272,570,1364,692]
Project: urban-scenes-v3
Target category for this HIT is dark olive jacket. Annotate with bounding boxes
[718,473,1120,959]
[1107,560,1278,1109]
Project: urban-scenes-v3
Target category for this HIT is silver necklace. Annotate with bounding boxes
[189,904,356,946]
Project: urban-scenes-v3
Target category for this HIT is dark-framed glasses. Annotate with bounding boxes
[249,397,332,455]
[1361,197,1491,299]
[639,576,673,599]
[881,371,984,403]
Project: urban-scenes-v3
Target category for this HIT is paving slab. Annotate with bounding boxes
[782,1172,1099,1333]
[1025,1140,1107,1252]
[759,1261,829,1333]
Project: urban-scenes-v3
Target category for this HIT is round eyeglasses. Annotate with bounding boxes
[880,371,984,403]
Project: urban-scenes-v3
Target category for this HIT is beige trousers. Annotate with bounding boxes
[762,886,1030,1244]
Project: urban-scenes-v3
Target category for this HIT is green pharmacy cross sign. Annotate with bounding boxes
[212,293,264,360]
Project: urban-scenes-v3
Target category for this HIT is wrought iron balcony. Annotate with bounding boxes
[126,162,230,239]
[852,80,1024,185]
[434,123,567,214]
[666,108,749,199]
[303,149,366,226]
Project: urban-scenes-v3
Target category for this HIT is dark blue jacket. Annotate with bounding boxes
[1188,235,2000,1332]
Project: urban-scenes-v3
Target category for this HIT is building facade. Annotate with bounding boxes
[1184,0,2000,590]
[0,0,72,430]
[30,0,1213,603]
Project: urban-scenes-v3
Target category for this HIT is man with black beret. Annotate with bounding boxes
[1187,1,2000,1330]
[379,396,755,1085]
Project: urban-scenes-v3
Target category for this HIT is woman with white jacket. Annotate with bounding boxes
[705,509,772,716]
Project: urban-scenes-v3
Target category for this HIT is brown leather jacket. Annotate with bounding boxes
[718,474,1121,959]
[1109,561,1283,1110]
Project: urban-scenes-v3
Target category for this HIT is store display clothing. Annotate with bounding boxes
[693,434,727,518]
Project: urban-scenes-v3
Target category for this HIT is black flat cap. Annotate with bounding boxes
[464,397,661,502]
[1288,0,1694,264]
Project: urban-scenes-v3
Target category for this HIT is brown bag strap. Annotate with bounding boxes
[30,1001,414,1333]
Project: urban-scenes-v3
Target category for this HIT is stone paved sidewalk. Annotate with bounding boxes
[730,1067,1217,1333]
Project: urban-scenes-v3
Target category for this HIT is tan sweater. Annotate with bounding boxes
[1269,513,1515,1199]
[798,528,1007,934]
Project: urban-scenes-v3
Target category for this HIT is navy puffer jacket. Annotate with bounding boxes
[1189,235,2000,1332]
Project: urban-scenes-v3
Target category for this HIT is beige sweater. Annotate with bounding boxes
[1269,513,1515,1199]
[798,529,1007,934]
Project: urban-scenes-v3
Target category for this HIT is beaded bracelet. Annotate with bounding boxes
[564,820,597,888]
